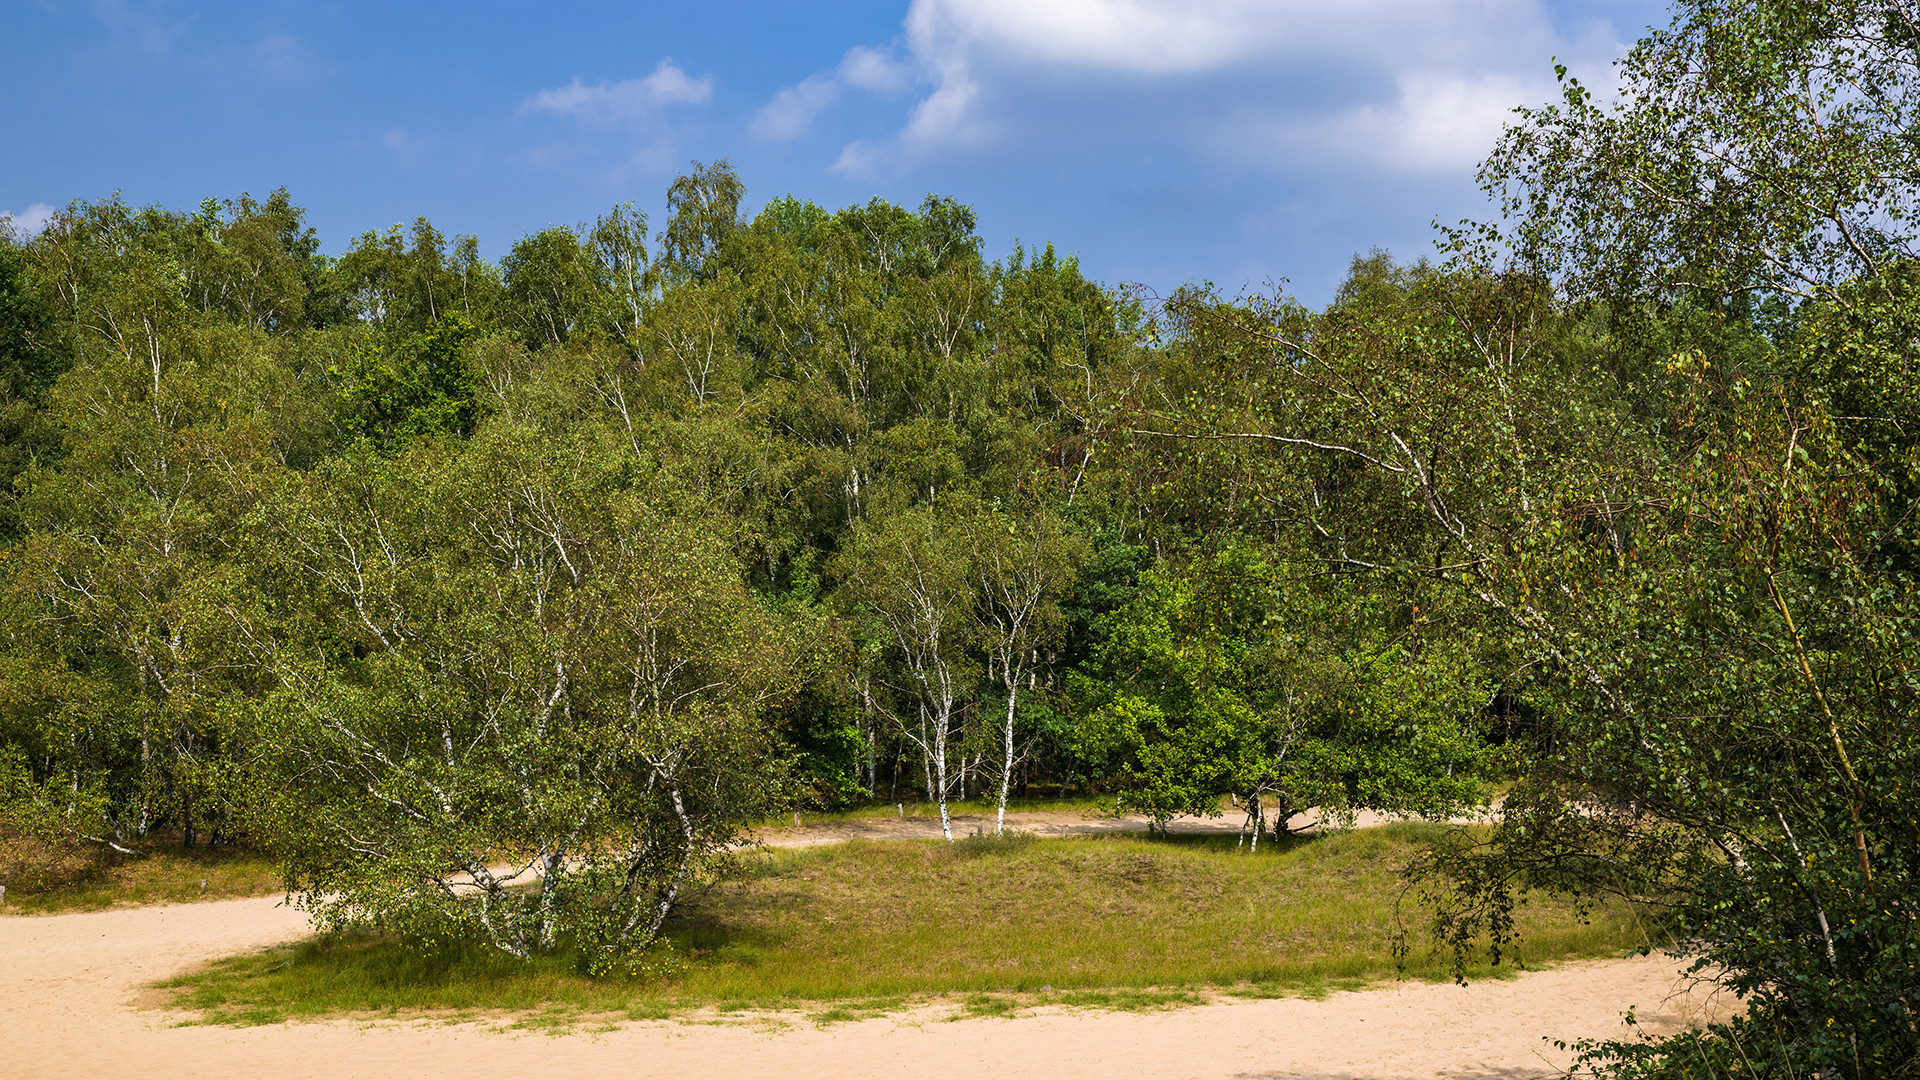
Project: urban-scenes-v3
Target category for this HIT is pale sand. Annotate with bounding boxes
[0,813,1728,1080]
[756,805,1481,847]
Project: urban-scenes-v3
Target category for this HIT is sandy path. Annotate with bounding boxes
[0,813,1725,1080]
[756,804,1447,847]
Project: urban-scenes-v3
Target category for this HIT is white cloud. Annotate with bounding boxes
[1363,70,1548,172]
[902,0,1291,74]
[839,45,913,92]
[520,59,713,127]
[1226,68,1556,175]
[818,0,1624,176]
[752,46,917,144]
[899,0,1568,75]
[751,74,841,142]
[1,203,58,238]
[830,140,886,178]
[901,71,985,150]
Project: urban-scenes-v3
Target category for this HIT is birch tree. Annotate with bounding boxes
[248,419,795,962]
[838,505,976,839]
[968,506,1084,833]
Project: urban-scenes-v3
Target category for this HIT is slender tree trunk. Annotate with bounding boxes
[919,703,935,805]
[862,681,877,794]
[621,781,697,946]
[932,717,953,841]
[997,678,1018,835]
[644,783,697,943]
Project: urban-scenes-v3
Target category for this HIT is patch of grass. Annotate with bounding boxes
[162,824,1646,1026]
[1224,982,1295,1000]
[809,996,906,1026]
[959,992,1021,1018]
[161,930,670,1026]
[1046,987,1207,1011]
[623,1001,677,1022]
[508,1004,590,1035]
[1293,976,1376,1001]
[0,832,282,914]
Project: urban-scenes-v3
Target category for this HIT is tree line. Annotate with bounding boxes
[3,0,1917,1072]
[0,165,1494,961]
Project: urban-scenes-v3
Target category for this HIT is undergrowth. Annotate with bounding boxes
[0,831,282,914]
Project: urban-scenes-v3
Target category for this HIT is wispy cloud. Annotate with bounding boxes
[899,70,984,151]
[244,33,308,79]
[839,45,913,92]
[520,59,713,128]
[90,0,194,57]
[2,204,59,238]
[830,140,886,178]
[751,75,841,142]
[751,46,916,144]
[1352,70,1549,172]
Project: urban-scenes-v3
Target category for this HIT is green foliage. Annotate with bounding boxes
[1480,0,1920,301]
[499,226,608,349]
[1389,4,1920,1074]
[658,159,745,284]
[333,217,492,333]
[180,189,322,333]
[9,25,1920,1071]
[0,239,67,541]
[328,316,483,448]
[1073,543,1494,830]
[249,420,800,961]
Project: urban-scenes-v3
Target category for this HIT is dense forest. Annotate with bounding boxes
[4,1,1918,1075]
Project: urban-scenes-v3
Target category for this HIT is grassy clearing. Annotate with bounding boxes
[161,824,1646,1027]
[0,832,282,914]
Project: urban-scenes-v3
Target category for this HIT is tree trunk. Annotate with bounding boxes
[919,703,935,804]
[997,680,1017,835]
[932,728,953,841]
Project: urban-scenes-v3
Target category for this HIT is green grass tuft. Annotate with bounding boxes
[810,996,908,1026]
[1047,987,1207,1011]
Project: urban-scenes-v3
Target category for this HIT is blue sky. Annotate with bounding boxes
[3,0,1671,305]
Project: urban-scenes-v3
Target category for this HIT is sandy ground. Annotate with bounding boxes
[755,804,1474,848]
[0,810,1727,1080]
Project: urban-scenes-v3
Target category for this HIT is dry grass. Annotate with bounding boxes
[161,824,1645,1026]
[664,824,1632,997]
[0,831,282,914]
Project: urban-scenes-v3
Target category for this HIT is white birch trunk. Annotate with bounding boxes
[997,669,1018,835]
